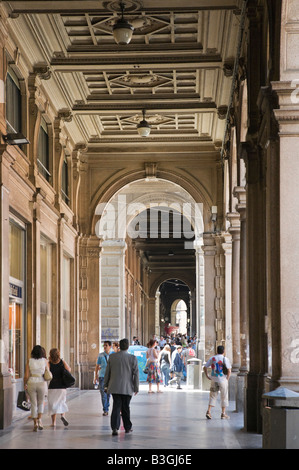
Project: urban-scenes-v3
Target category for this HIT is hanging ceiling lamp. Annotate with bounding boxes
[113,2,134,45]
[137,109,151,137]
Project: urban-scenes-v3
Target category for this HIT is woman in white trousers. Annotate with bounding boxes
[24,345,49,431]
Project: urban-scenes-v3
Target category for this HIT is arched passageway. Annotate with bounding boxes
[94,177,205,352]
[1,0,299,446]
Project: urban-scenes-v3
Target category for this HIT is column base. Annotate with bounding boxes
[0,372,13,429]
[244,373,265,433]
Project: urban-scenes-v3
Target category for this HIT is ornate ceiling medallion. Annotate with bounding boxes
[109,73,172,89]
[122,113,174,127]
[103,1,143,13]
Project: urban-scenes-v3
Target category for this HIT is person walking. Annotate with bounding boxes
[104,338,139,436]
[203,345,231,419]
[24,345,49,432]
[159,344,171,387]
[94,341,112,416]
[146,339,162,393]
[169,346,184,389]
[48,348,72,428]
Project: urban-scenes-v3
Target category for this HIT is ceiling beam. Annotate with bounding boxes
[72,101,216,114]
[5,0,241,14]
[51,56,222,70]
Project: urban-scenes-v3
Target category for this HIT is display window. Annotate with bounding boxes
[9,219,26,380]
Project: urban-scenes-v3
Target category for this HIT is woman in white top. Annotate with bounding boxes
[24,345,50,431]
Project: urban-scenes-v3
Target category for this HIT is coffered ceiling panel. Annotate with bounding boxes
[4,0,243,147]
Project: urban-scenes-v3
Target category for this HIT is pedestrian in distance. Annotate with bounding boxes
[94,341,113,416]
[203,345,231,419]
[159,344,171,387]
[146,339,163,393]
[169,346,184,389]
[104,338,139,436]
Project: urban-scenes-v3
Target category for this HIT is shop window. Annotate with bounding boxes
[37,118,51,182]
[62,255,71,364]
[40,239,52,354]
[9,220,25,381]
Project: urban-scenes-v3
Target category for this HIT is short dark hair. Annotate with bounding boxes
[103,341,111,346]
[31,345,44,359]
[217,345,224,354]
[119,338,129,350]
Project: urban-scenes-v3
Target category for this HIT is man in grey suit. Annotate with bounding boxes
[104,338,139,435]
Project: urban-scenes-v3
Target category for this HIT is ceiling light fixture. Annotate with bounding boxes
[137,109,151,137]
[113,2,134,45]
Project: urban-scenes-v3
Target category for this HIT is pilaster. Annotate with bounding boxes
[202,233,217,361]
[0,148,13,428]
[100,239,127,343]
[272,79,299,391]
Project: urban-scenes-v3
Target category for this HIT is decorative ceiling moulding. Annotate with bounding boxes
[58,109,73,123]
[103,1,143,13]
[33,64,52,81]
[122,113,174,126]
[4,1,241,14]
[108,72,172,89]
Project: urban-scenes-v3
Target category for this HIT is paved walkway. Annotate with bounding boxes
[0,383,262,451]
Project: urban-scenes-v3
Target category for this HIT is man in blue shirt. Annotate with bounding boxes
[169,346,184,389]
[94,341,112,416]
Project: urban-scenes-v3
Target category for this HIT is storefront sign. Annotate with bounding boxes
[9,283,22,298]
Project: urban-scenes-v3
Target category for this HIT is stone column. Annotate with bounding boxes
[226,212,241,373]
[194,239,205,361]
[155,291,160,337]
[272,80,299,391]
[78,235,101,389]
[202,234,217,361]
[147,297,156,339]
[222,233,233,363]
[100,240,126,343]
[234,186,248,412]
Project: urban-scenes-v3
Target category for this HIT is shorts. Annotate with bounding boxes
[208,380,229,408]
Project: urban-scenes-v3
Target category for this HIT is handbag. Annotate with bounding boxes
[44,367,53,381]
[62,367,75,388]
[17,390,31,411]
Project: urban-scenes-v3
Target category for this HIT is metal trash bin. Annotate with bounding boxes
[186,358,202,390]
[262,387,299,449]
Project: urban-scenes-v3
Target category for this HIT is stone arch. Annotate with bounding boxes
[149,273,195,299]
[90,167,214,235]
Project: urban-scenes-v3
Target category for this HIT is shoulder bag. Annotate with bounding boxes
[44,367,53,381]
[62,366,76,388]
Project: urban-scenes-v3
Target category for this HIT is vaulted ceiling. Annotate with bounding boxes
[3,0,242,148]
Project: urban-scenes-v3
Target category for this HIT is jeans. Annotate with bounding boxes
[99,377,110,412]
[169,371,183,388]
[161,364,170,386]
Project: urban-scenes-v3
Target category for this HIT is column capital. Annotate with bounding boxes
[101,239,127,254]
[222,232,232,255]
[227,212,240,238]
[234,186,246,219]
